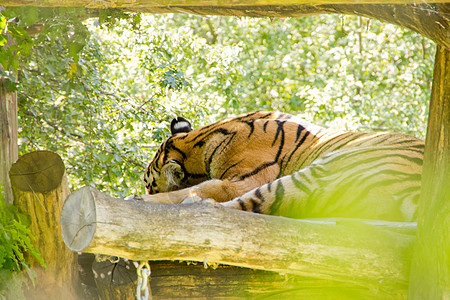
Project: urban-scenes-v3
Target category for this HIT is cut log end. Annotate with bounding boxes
[60,186,97,252]
[9,150,65,193]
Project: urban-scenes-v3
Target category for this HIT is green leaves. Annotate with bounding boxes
[0,185,45,279]
[0,11,33,75]
[12,11,433,199]
[160,68,190,89]
[0,16,7,47]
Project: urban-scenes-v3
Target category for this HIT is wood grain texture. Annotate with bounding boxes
[147,260,402,299]
[409,46,450,299]
[11,151,79,299]
[2,2,449,47]
[88,258,411,299]
[0,79,18,204]
[61,186,417,297]
[4,0,450,6]
[9,150,65,193]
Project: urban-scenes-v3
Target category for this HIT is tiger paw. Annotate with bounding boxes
[124,193,144,201]
[181,196,203,204]
[181,196,217,205]
[201,198,217,205]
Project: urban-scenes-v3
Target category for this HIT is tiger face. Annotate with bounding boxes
[144,158,186,194]
[144,117,192,195]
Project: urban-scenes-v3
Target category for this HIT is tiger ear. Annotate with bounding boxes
[162,160,185,185]
[171,117,192,135]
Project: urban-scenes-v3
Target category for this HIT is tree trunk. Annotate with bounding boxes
[9,151,80,300]
[0,77,18,204]
[61,186,416,298]
[409,46,450,299]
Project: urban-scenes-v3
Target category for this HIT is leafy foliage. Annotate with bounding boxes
[0,9,32,92]
[87,14,434,137]
[1,8,434,198]
[0,8,434,298]
[0,185,44,298]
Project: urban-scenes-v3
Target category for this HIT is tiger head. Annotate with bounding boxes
[143,117,192,194]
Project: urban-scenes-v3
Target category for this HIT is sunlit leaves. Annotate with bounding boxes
[0,11,33,91]
[12,10,434,198]
[0,185,45,286]
[0,16,7,47]
[207,15,433,136]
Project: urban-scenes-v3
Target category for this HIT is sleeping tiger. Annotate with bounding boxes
[133,111,424,222]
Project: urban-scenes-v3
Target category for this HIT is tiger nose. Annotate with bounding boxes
[150,186,159,194]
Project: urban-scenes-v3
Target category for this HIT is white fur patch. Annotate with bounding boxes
[173,121,190,132]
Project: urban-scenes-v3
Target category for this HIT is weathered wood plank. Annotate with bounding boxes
[89,258,408,299]
[0,32,18,204]
[61,186,416,297]
[147,260,404,299]
[131,3,450,48]
[409,46,450,299]
[3,0,450,7]
[0,79,18,204]
[3,2,449,48]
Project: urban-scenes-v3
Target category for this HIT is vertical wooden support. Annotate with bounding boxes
[409,46,450,298]
[9,151,80,299]
[0,28,18,205]
[0,79,18,204]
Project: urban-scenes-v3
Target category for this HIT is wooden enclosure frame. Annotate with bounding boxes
[1,1,449,299]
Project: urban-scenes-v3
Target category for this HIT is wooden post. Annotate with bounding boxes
[61,186,417,298]
[9,151,80,299]
[0,73,18,204]
[409,46,450,298]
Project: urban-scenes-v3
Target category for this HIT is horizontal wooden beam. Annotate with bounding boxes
[4,2,449,48]
[4,0,450,7]
[61,186,416,295]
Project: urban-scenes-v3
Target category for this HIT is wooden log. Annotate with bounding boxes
[146,260,402,299]
[9,151,80,299]
[2,2,449,48]
[409,46,450,298]
[93,257,412,299]
[61,186,416,297]
[3,0,450,6]
[134,3,450,49]
[0,66,18,204]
